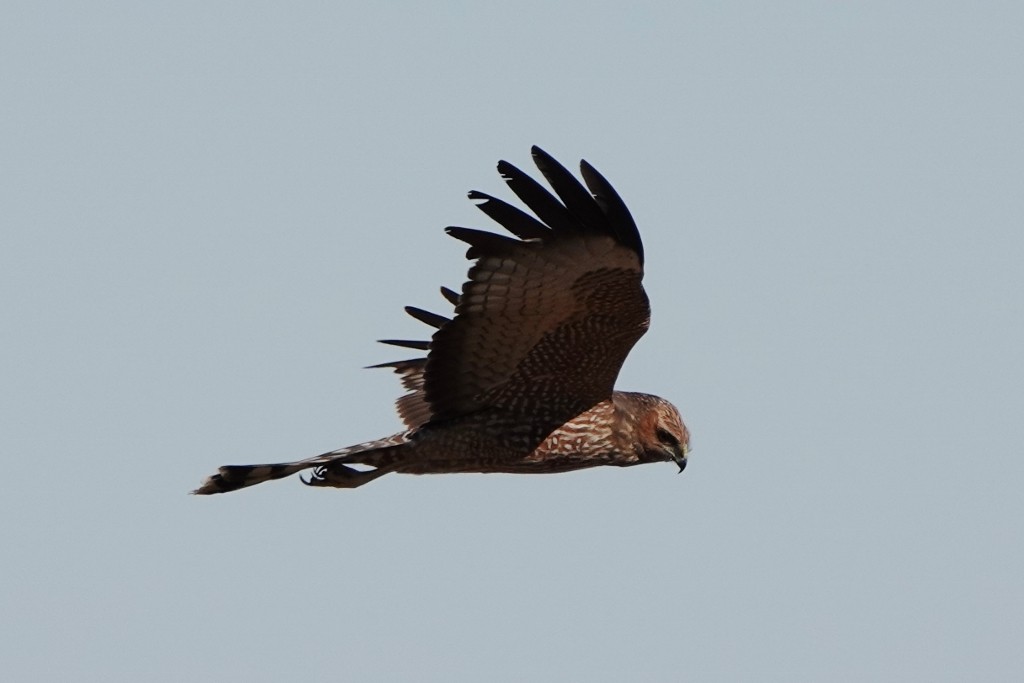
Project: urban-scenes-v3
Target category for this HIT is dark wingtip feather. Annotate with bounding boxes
[579,160,644,264]
[496,159,517,182]
[404,306,450,329]
[531,147,609,234]
[495,158,580,235]
[446,226,522,258]
[366,358,426,371]
[378,339,431,350]
[468,191,550,240]
[440,286,460,306]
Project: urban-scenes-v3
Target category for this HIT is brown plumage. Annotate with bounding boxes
[194,147,690,495]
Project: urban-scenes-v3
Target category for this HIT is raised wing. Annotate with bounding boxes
[376,146,649,429]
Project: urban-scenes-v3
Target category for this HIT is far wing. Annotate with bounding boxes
[430,147,650,424]
[374,147,649,429]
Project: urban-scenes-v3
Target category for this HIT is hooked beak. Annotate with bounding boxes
[673,443,689,474]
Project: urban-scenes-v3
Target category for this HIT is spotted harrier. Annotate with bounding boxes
[194,147,689,494]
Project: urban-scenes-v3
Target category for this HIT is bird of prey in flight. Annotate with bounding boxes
[194,147,689,494]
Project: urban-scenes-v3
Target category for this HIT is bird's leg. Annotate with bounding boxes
[301,463,394,489]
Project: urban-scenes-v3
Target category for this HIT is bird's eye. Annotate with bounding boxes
[656,427,679,447]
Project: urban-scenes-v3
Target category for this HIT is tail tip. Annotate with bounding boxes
[192,472,228,495]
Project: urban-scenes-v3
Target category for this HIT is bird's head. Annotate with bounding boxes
[622,393,690,472]
[654,401,690,473]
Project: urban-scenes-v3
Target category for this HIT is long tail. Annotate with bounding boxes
[192,432,409,495]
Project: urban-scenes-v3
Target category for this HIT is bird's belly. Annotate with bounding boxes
[387,409,631,475]
[393,436,629,475]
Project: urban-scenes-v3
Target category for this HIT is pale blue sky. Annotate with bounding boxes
[3,2,1023,681]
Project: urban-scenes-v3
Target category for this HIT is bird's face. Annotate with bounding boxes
[651,401,690,473]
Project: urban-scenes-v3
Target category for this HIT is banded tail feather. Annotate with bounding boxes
[193,433,409,495]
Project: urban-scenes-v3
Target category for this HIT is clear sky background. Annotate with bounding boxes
[3,2,1022,681]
